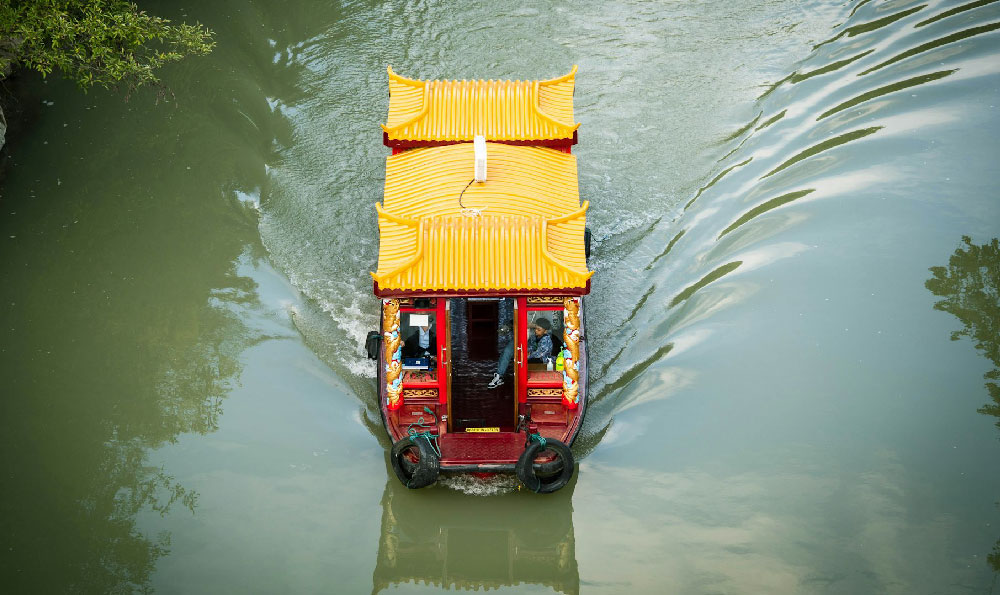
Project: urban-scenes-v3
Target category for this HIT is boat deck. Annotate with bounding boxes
[437,426,570,470]
[439,432,524,466]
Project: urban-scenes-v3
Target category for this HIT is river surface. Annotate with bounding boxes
[2,0,1000,593]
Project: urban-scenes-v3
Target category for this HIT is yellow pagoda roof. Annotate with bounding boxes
[372,143,592,294]
[382,66,580,144]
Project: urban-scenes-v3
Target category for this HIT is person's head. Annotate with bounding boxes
[533,318,551,337]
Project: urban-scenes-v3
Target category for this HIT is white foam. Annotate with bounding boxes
[234,188,261,210]
[438,473,520,496]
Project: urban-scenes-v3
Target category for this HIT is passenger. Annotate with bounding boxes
[488,317,552,389]
[487,301,515,389]
[527,318,553,363]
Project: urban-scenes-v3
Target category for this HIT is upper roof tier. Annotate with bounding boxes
[372,143,592,295]
[382,66,580,147]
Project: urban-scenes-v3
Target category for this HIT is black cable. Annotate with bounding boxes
[458,178,476,209]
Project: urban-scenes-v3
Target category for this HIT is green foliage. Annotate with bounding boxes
[0,0,214,98]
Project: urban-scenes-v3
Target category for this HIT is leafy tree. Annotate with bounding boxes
[0,0,213,99]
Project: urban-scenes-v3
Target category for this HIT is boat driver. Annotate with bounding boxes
[403,323,435,358]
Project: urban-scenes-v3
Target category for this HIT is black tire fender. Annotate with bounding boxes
[365,331,381,360]
[516,438,574,494]
[390,436,439,489]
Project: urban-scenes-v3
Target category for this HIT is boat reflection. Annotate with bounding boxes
[372,462,580,594]
[925,235,1000,572]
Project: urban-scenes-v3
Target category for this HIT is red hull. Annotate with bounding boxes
[378,298,587,472]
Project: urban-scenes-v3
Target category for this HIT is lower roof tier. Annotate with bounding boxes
[373,143,592,294]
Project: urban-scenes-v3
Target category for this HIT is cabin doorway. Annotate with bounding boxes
[448,298,516,432]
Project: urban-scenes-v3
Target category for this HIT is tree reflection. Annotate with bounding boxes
[0,0,313,587]
[926,236,1000,427]
[0,249,264,593]
[0,39,272,594]
[925,235,1000,573]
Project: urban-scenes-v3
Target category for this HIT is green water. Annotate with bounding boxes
[2,0,1000,592]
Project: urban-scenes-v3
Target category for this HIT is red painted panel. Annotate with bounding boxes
[517,297,528,404]
[530,403,566,426]
[398,404,438,426]
[383,134,578,150]
[373,281,591,298]
[438,432,524,465]
[437,298,448,405]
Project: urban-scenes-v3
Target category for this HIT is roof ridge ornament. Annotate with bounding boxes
[474,135,487,182]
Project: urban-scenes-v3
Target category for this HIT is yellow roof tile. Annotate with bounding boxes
[373,208,590,292]
[372,143,592,293]
[383,143,581,218]
[383,66,580,143]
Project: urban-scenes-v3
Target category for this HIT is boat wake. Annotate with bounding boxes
[576,0,1000,451]
[255,0,1000,474]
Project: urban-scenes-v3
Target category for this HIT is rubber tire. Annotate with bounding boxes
[534,457,566,478]
[584,227,592,260]
[365,331,381,360]
[516,439,574,494]
[390,436,439,489]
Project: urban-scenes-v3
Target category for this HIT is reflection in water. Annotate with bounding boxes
[925,236,1000,572]
[859,21,1000,75]
[813,4,926,50]
[590,0,1000,423]
[817,70,956,120]
[373,468,579,594]
[718,189,815,239]
[669,262,743,308]
[916,0,1000,28]
[926,236,1000,427]
[0,250,264,592]
[0,0,302,588]
[685,158,752,210]
[760,126,882,179]
[0,31,277,588]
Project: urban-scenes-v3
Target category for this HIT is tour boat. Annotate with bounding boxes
[366,66,592,493]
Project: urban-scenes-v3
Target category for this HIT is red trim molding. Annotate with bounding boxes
[383,130,578,149]
[374,280,590,298]
[517,297,528,404]
[436,299,448,405]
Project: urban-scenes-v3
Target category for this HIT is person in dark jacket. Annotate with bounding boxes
[403,323,435,358]
[527,318,553,362]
